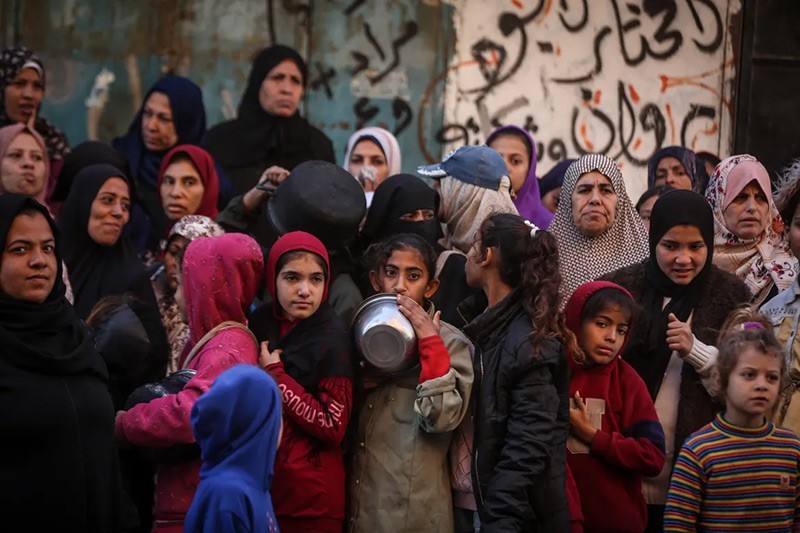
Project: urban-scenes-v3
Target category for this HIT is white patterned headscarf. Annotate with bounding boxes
[706,154,797,306]
[550,154,649,302]
[167,215,225,244]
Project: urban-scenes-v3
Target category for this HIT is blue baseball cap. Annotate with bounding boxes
[417,145,509,191]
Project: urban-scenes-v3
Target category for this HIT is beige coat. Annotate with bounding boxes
[348,321,474,532]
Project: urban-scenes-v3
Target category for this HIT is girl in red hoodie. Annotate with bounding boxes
[564,281,666,532]
[250,231,354,533]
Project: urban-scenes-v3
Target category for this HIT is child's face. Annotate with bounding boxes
[579,305,629,367]
[369,249,438,305]
[724,347,782,427]
[276,254,325,322]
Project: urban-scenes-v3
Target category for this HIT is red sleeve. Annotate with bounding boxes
[265,362,352,446]
[115,331,258,447]
[589,365,666,477]
[418,335,451,383]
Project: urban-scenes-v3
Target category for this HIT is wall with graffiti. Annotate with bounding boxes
[441,0,741,199]
[1,0,741,200]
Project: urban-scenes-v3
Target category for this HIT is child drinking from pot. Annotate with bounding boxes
[250,231,355,533]
[564,281,666,532]
[664,310,800,532]
[348,233,474,532]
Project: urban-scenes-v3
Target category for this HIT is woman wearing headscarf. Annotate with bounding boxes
[52,141,128,204]
[156,144,220,236]
[112,75,210,237]
[549,154,649,302]
[205,45,334,197]
[418,145,518,326]
[343,126,401,206]
[486,124,553,228]
[50,140,158,253]
[0,123,49,203]
[0,194,118,531]
[646,146,709,192]
[706,154,797,306]
[116,232,264,533]
[251,231,354,533]
[59,163,158,319]
[0,46,69,193]
[601,189,750,530]
[540,158,575,214]
[150,215,225,372]
[360,173,439,249]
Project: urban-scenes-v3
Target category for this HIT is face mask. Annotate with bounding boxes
[382,219,440,247]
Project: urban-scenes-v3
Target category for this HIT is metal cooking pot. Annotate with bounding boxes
[352,293,418,375]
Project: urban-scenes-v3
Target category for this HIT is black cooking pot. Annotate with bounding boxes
[266,160,366,249]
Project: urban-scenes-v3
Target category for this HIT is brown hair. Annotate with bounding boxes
[715,306,787,398]
[476,213,579,356]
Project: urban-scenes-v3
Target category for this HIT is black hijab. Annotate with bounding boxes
[361,173,441,247]
[0,194,104,376]
[205,45,322,171]
[624,189,714,398]
[50,141,131,203]
[58,164,157,319]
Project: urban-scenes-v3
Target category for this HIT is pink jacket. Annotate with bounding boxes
[115,233,264,530]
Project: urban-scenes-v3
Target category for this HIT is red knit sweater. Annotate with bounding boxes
[568,357,666,532]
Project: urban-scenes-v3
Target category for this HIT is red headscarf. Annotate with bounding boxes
[157,144,220,224]
[266,231,330,317]
[182,233,264,344]
[564,280,635,362]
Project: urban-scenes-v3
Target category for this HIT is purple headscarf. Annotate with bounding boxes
[486,125,553,229]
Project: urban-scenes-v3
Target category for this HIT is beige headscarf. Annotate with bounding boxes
[439,174,518,253]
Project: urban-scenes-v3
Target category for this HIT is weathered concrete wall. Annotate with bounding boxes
[441,0,741,200]
[2,0,741,200]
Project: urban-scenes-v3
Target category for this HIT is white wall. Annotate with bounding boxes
[443,0,741,201]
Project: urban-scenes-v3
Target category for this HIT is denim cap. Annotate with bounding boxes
[417,145,509,191]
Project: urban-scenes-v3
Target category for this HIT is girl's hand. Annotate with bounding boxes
[666,313,693,357]
[397,294,440,339]
[569,392,597,444]
[259,341,283,368]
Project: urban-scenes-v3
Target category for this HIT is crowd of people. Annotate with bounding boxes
[2,41,800,533]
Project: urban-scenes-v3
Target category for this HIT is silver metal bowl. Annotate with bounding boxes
[352,293,418,375]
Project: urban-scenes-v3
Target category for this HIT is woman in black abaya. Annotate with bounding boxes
[58,163,157,319]
[0,193,118,531]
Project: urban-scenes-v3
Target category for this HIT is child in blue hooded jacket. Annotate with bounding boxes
[185,364,282,533]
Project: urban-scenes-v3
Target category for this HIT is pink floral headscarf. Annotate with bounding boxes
[705,154,797,305]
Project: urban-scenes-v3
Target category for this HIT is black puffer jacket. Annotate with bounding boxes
[462,291,570,532]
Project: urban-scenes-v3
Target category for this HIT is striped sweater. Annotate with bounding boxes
[664,413,800,532]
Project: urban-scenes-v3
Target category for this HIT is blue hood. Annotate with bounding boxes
[191,364,281,491]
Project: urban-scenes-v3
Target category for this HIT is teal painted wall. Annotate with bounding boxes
[2,0,454,170]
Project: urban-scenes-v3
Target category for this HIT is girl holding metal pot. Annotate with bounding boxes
[348,233,474,532]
